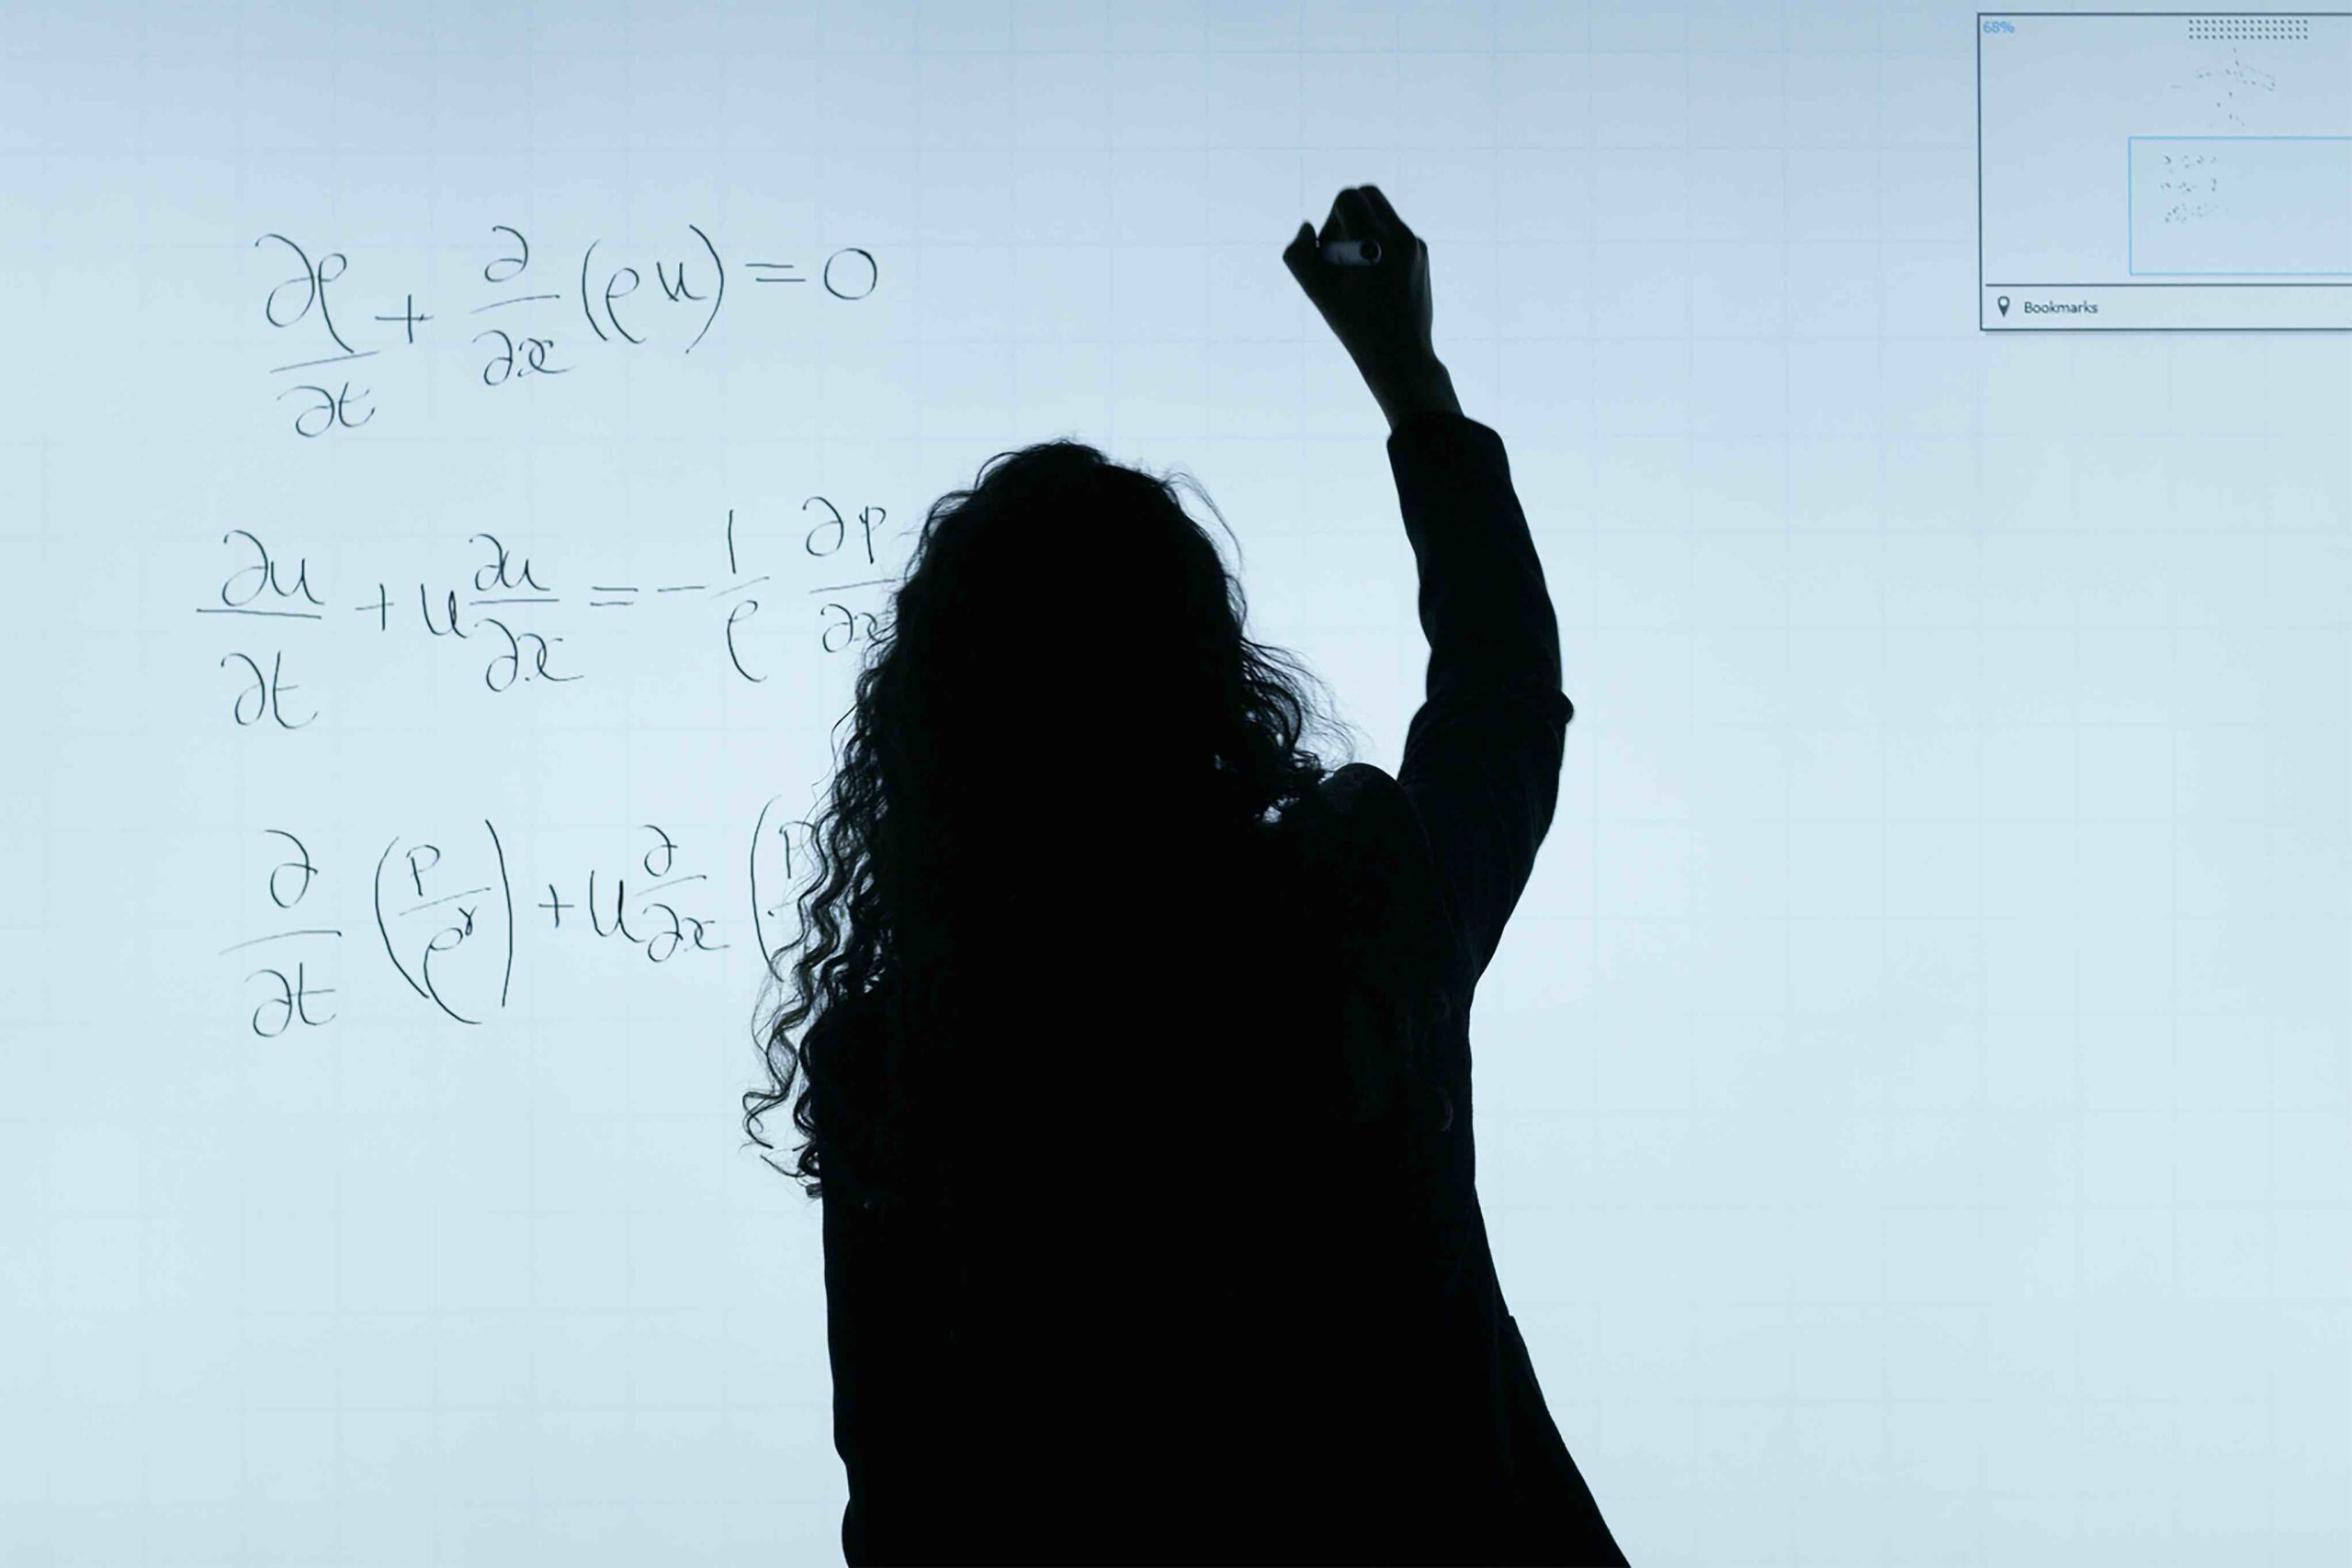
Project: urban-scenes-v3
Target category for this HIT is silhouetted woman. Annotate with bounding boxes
[745,186,1629,1567]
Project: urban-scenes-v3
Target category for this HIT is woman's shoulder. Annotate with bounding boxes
[1295,763,1463,981]
[1311,761,1434,868]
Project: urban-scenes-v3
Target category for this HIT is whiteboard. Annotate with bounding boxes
[7,4,2350,1564]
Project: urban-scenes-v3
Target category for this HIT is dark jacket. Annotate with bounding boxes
[820,412,1627,1565]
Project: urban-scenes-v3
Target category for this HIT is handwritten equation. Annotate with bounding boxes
[257,223,880,437]
[2170,44,2279,130]
[2152,148,2222,225]
[198,498,899,727]
[221,799,818,1035]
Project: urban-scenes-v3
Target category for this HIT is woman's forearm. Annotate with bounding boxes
[1369,356,1462,432]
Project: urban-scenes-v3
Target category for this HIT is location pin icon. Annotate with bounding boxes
[1996,295,2010,316]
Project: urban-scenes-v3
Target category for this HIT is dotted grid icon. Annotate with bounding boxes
[2186,16,2312,40]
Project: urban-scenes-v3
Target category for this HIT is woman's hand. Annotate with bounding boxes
[1284,185,1458,429]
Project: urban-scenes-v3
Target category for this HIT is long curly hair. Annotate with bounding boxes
[741,436,1452,1213]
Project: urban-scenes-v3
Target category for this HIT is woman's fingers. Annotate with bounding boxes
[1357,184,1409,241]
[1331,186,1381,243]
[1283,221,1327,292]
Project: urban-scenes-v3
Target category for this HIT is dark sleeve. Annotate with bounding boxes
[1382,410,1574,987]
[821,1190,888,1564]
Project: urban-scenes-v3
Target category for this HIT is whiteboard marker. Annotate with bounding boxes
[1319,238,1381,266]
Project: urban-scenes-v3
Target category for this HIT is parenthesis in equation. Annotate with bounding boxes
[749,795,809,986]
[375,837,432,1006]
[685,223,723,352]
[580,238,610,344]
[487,818,514,1009]
[749,797,776,977]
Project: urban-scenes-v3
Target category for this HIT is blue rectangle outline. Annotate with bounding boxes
[2128,134,2352,276]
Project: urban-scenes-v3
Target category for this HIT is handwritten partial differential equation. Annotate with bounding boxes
[220,800,822,1035]
[222,221,905,1035]
[256,222,880,437]
[197,497,899,727]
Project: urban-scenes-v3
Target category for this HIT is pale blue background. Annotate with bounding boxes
[5,3,2349,1564]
